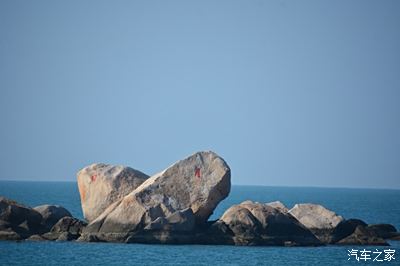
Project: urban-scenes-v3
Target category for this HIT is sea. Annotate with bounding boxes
[0,181,399,266]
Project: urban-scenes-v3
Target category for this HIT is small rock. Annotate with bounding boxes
[337,225,388,246]
[34,205,72,231]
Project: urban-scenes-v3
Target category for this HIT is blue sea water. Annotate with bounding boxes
[0,181,399,266]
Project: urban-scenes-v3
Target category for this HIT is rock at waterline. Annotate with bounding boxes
[0,197,44,238]
[288,203,344,243]
[77,163,149,222]
[219,200,322,246]
[33,205,72,231]
[82,151,231,241]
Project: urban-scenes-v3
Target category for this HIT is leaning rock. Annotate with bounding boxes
[77,163,149,222]
[33,205,72,231]
[337,225,388,246]
[288,203,344,243]
[84,151,231,240]
[220,201,322,246]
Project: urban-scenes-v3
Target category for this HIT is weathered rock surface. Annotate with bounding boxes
[42,216,87,241]
[288,203,344,243]
[266,201,289,213]
[0,197,45,238]
[34,205,72,231]
[219,201,322,246]
[77,163,149,222]
[83,151,231,241]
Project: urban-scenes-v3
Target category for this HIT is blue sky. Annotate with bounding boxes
[0,0,399,188]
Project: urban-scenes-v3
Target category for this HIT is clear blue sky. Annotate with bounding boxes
[1,1,399,188]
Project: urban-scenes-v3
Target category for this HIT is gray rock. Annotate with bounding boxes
[266,201,289,213]
[220,201,322,246]
[288,203,344,243]
[77,163,149,222]
[33,205,72,231]
[84,151,231,240]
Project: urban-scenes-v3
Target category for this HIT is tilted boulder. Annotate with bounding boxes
[219,201,322,246]
[77,163,149,222]
[82,151,231,242]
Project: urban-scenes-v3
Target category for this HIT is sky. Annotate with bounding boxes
[0,0,399,189]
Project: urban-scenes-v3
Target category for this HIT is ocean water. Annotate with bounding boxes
[0,181,399,266]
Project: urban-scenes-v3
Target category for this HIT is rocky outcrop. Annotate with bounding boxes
[0,197,45,239]
[288,203,344,243]
[33,205,72,231]
[82,151,231,241]
[219,201,322,246]
[1,151,399,247]
[42,216,87,241]
[336,225,388,246]
[77,163,149,222]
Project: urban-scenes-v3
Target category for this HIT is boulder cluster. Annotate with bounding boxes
[1,151,399,246]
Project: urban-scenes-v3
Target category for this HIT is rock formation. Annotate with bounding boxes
[1,151,399,246]
[219,201,321,246]
[77,163,149,222]
[82,151,231,241]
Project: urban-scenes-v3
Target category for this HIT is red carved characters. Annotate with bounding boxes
[195,167,201,178]
[90,175,97,182]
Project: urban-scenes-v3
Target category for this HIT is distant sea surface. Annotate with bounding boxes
[0,181,399,266]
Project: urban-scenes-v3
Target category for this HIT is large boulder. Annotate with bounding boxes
[288,203,344,243]
[219,201,322,246]
[77,163,149,222]
[0,197,44,238]
[33,205,72,231]
[82,151,231,242]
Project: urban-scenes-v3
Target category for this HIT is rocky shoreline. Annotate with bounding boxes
[1,151,399,246]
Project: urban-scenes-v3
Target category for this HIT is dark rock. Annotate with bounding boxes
[42,217,87,241]
[367,224,398,239]
[33,205,72,231]
[330,219,367,243]
[0,229,22,241]
[0,197,45,237]
[337,225,389,246]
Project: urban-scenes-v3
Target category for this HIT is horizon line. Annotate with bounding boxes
[0,179,399,191]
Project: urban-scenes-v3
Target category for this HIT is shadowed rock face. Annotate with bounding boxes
[83,151,231,236]
[34,205,72,231]
[77,163,149,222]
[220,201,322,246]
